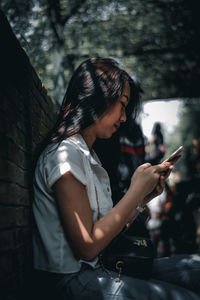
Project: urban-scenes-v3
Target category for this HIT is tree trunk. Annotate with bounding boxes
[52,40,66,107]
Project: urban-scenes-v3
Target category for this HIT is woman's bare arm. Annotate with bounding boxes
[53,162,171,261]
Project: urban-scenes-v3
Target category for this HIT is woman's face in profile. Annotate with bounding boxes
[93,81,130,139]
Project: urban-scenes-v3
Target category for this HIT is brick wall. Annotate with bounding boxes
[0,10,57,300]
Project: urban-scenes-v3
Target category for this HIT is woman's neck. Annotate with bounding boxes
[81,126,96,149]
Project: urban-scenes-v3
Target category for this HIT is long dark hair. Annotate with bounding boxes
[51,57,141,143]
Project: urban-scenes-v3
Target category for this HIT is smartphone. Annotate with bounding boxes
[163,145,184,164]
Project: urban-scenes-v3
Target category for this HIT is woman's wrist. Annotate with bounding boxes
[127,187,147,213]
[128,182,147,203]
[121,185,148,227]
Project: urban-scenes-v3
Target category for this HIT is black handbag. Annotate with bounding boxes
[100,230,154,280]
[95,186,154,281]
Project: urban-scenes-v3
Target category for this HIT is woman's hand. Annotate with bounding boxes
[130,162,172,201]
[141,163,174,206]
[142,174,166,205]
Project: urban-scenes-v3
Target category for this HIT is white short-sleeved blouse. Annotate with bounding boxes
[32,133,113,274]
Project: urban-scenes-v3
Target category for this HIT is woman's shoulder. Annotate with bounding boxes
[49,137,83,159]
[37,135,83,167]
[35,135,87,187]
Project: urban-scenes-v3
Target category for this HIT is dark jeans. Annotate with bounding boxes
[55,254,200,300]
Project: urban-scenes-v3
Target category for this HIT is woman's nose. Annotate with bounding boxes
[120,110,127,123]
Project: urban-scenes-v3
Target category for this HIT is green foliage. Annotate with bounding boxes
[165,99,200,179]
[1,0,200,105]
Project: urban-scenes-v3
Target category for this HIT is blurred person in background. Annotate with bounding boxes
[145,122,165,165]
[146,184,178,257]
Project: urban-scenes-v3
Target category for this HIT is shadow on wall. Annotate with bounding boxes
[0,9,57,300]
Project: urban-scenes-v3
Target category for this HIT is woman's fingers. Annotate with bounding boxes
[160,175,166,186]
[164,165,174,178]
[141,163,173,205]
[140,162,152,169]
[157,176,165,193]
[131,161,173,201]
[156,162,171,172]
[160,165,174,178]
[155,183,162,194]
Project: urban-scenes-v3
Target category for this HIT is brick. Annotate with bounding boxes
[30,86,57,124]
[0,227,31,251]
[0,10,58,299]
[0,118,26,151]
[0,206,30,229]
[0,245,32,291]
[0,108,31,144]
[31,117,49,139]
[0,182,30,206]
[0,159,29,188]
[0,134,29,170]
[0,251,13,282]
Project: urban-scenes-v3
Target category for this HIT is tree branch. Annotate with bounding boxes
[46,0,63,44]
[62,0,88,26]
[46,0,88,43]
[122,43,199,56]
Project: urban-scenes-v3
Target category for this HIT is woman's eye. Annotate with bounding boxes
[121,102,126,109]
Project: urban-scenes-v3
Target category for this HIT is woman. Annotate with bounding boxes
[145,122,166,165]
[32,57,200,299]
